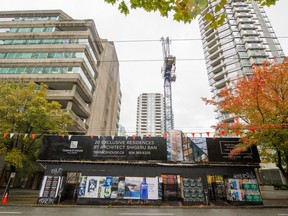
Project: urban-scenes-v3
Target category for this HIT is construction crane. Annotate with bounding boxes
[161,37,176,133]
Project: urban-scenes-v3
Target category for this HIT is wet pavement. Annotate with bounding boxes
[1,188,288,208]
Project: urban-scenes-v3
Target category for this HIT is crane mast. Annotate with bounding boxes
[161,37,176,133]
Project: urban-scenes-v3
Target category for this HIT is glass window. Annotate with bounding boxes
[238,52,248,58]
[42,67,51,74]
[8,68,17,73]
[241,59,250,66]
[31,53,39,59]
[15,53,23,58]
[223,48,236,57]
[236,45,245,51]
[32,28,44,32]
[25,67,33,73]
[22,53,32,58]
[16,67,25,73]
[39,53,48,58]
[33,67,42,73]
[276,45,282,50]
[0,68,8,73]
[47,52,55,58]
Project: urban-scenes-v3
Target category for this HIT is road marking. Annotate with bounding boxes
[119,214,174,216]
[278,214,288,216]
[0,212,21,214]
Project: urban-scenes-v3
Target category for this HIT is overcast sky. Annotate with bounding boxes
[1,0,288,135]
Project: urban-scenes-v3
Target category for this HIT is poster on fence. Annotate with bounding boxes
[78,176,158,200]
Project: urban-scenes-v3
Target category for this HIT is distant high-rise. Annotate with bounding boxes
[199,0,285,124]
[136,93,164,136]
[0,10,121,135]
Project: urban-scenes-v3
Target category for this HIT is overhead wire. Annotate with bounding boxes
[110,36,288,43]
[0,36,287,63]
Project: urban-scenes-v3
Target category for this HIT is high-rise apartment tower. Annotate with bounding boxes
[0,10,121,135]
[136,93,164,136]
[199,0,285,124]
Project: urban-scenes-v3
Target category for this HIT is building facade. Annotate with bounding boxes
[136,93,164,136]
[0,10,121,135]
[38,135,262,206]
[199,0,285,124]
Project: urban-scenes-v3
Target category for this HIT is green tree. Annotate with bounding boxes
[0,81,72,183]
[104,0,277,25]
[202,58,288,180]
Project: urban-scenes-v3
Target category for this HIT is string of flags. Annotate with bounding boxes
[0,129,256,141]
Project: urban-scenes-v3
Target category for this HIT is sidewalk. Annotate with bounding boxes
[0,188,287,208]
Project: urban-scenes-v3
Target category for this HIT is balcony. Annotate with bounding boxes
[240,30,259,36]
[207,37,219,49]
[232,7,250,14]
[245,43,265,50]
[209,48,222,60]
[236,18,254,24]
[247,50,266,57]
[205,26,215,36]
[250,58,267,65]
[205,29,217,43]
[234,12,252,18]
[209,61,225,74]
[231,1,248,7]
[214,78,227,89]
[210,54,223,67]
[243,37,262,43]
[63,109,88,134]
[238,24,257,30]
[47,89,90,117]
[213,69,227,81]
[208,41,221,55]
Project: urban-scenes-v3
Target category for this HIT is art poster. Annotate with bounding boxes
[182,177,204,203]
[226,178,262,202]
[78,176,159,200]
[39,175,61,198]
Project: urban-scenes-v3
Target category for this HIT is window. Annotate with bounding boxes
[238,52,248,58]
[240,59,250,66]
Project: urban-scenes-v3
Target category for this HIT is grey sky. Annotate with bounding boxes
[1,0,287,135]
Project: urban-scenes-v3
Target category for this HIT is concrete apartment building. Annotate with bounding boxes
[136,93,164,136]
[199,0,285,124]
[0,10,121,136]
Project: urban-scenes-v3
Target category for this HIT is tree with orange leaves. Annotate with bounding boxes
[203,57,288,181]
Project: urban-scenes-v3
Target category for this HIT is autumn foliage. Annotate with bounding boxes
[104,0,277,24]
[203,57,288,179]
[0,81,72,178]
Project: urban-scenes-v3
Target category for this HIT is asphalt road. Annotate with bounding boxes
[0,206,288,216]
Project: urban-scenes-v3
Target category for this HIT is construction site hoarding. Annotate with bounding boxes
[39,135,167,161]
[206,138,260,163]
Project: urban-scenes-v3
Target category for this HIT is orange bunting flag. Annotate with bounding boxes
[163,133,167,139]
[191,133,195,137]
[235,129,241,135]
[206,132,210,137]
[3,133,7,138]
[31,134,36,139]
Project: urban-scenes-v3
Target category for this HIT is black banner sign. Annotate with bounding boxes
[206,138,260,163]
[39,136,167,161]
